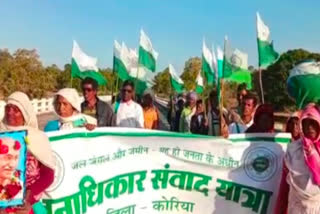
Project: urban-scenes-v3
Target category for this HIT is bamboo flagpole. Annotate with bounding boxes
[258,67,265,104]
[110,55,116,104]
[169,79,175,131]
[219,36,228,136]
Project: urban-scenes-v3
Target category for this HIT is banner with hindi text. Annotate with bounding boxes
[43,128,289,214]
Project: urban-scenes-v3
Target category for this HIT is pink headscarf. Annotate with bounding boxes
[301,104,320,185]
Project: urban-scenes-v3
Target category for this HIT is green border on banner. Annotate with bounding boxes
[48,131,291,144]
[49,131,212,141]
[229,137,290,144]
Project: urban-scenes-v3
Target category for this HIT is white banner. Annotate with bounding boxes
[43,128,290,214]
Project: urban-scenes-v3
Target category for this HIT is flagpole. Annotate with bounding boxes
[219,36,227,136]
[169,78,175,131]
[70,61,73,88]
[200,70,208,118]
[115,76,120,94]
[110,55,116,103]
[258,67,265,104]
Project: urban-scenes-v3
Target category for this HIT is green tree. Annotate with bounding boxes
[180,57,201,91]
[152,67,171,96]
[263,49,320,111]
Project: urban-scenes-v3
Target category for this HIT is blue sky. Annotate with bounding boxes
[1,0,320,74]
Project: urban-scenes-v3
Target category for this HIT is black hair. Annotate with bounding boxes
[209,89,218,99]
[243,92,258,107]
[196,99,203,105]
[237,83,247,93]
[81,77,98,90]
[122,80,135,89]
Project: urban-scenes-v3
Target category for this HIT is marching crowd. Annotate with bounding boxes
[167,83,276,137]
[0,77,320,214]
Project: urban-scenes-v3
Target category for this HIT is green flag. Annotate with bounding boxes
[202,40,215,84]
[256,12,279,69]
[168,64,184,93]
[223,37,252,89]
[113,40,130,81]
[195,71,204,94]
[138,29,158,73]
[71,41,107,85]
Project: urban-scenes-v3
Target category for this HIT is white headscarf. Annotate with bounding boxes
[5,92,38,129]
[54,88,96,130]
[0,91,55,170]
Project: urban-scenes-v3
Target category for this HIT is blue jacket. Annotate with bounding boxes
[44,120,59,132]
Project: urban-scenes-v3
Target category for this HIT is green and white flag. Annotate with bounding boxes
[217,46,224,79]
[125,45,148,95]
[139,29,158,73]
[114,41,148,95]
[168,64,184,93]
[212,44,218,85]
[256,12,279,69]
[71,40,107,85]
[195,71,204,94]
[223,37,252,89]
[287,60,320,109]
[113,40,130,81]
[202,40,215,84]
[126,47,147,80]
[216,46,224,102]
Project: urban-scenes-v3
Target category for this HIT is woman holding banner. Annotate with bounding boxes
[44,88,97,132]
[276,104,320,214]
[0,91,55,214]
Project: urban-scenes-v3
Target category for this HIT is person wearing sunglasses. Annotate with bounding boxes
[81,78,116,127]
[116,80,144,128]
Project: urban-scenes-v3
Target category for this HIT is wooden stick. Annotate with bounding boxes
[219,78,225,135]
[258,67,265,104]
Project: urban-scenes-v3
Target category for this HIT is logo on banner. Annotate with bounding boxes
[47,151,65,192]
[244,146,277,182]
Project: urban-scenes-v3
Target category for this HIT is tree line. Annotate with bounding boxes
[1,48,319,111]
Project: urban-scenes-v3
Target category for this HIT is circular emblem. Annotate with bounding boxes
[46,151,65,192]
[243,146,277,182]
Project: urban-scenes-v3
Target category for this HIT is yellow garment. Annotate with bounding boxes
[143,107,159,129]
[82,106,97,119]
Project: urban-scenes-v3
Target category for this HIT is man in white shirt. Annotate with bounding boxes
[116,80,144,128]
[228,93,258,134]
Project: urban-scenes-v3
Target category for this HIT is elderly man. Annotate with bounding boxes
[179,92,197,133]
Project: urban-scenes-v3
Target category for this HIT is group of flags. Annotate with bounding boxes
[71,12,279,97]
[71,29,158,95]
[169,12,279,96]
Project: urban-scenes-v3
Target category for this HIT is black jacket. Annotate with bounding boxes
[81,98,116,127]
[190,112,208,135]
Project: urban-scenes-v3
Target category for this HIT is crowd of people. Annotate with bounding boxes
[0,77,320,213]
[167,83,277,138]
